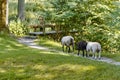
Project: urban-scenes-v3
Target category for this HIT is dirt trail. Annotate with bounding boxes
[17,37,120,66]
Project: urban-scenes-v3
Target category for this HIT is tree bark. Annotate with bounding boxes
[6,0,8,26]
[18,0,25,21]
[0,0,8,32]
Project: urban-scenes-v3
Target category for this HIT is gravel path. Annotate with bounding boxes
[18,37,49,50]
[17,37,120,66]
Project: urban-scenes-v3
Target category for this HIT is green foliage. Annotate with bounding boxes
[75,24,120,53]
[50,0,120,53]
[9,20,29,37]
[50,0,114,31]
[108,1,120,27]
[9,0,120,52]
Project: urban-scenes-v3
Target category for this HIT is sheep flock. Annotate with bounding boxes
[61,36,101,59]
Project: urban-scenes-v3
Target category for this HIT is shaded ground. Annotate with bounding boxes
[17,37,120,66]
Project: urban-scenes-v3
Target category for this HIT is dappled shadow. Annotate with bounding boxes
[0,36,32,54]
[0,49,119,80]
[0,35,120,80]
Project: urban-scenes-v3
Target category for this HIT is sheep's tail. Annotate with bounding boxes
[70,38,74,45]
[97,43,101,59]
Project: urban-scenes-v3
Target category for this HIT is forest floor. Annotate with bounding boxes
[17,36,120,66]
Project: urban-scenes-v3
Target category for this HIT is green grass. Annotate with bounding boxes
[1,34,120,80]
[38,37,120,62]
[102,52,120,62]
[37,37,62,51]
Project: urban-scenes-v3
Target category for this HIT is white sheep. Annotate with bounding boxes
[86,42,101,59]
[61,36,74,53]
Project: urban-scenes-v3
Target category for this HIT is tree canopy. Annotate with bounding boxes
[8,0,120,52]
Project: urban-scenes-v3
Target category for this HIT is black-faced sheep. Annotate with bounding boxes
[76,41,88,57]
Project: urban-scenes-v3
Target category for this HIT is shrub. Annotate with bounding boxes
[9,20,29,37]
[76,24,120,53]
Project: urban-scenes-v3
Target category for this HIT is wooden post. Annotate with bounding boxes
[39,16,45,35]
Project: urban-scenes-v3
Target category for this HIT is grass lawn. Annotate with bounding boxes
[38,37,120,62]
[0,35,120,80]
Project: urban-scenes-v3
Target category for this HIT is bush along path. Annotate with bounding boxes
[17,36,120,66]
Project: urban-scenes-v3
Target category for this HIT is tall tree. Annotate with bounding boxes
[0,0,8,32]
[6,0,8,26]
[18,0,25,21]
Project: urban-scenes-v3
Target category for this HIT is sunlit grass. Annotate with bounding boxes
[37,37,62,51]
[38,37,120,62]
[0,34,120,80]
[7,0,120,79]
[102,51,120,62]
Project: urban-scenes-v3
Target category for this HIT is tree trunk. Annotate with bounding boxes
[6,0,8,26]
[18,0,25,21]
[0,0,8,32]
